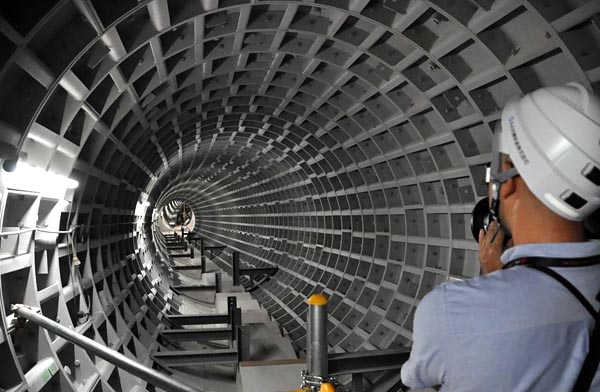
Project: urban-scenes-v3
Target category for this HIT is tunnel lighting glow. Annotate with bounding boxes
[26,132,55,148]
[135,200,152,216]
[65,178,80,189]
[3,162,79,194]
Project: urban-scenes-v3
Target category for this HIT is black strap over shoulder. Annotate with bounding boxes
[573,323,600,392]
[503,255,600,270]
[526,265,600,323]
[505,257,600,391]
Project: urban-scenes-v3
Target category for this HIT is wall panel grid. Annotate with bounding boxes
[0,0,598,390]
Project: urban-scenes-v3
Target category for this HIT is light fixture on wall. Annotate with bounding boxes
[2,161,79,195]
[2,160,17,172]
[134,196,153,216]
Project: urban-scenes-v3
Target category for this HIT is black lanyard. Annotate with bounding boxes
[503,256,600,391]
[503,255,600,270]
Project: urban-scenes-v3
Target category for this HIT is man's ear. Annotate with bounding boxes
[500,160,517,199]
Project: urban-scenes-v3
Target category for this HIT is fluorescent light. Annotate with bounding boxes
[3,162,79,195]
[135,199,152,216]
[65,178,79,189]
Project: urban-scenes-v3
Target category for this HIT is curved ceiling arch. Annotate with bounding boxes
[0,0,597,372]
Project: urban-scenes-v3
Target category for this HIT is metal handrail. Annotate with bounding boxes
[36,224,84,234]
[0,228,36,236]
[0,221,143,237]
[12,305,201,392]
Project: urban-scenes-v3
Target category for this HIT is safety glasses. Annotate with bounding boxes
[487,121,519,185]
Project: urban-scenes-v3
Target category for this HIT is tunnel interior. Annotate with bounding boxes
[159,200,195,231]
[0,0,599,391]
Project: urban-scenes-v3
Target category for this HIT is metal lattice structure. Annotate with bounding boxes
[0,0,598,391]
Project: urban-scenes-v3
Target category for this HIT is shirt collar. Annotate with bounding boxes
[500,240,600,264]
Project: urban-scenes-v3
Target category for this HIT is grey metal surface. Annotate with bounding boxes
[153,349,239,367]
[233,250,278,285]
[0,1,598,390]
[308,302,328,378]
[327,348,411,376]
[172,285,218,291]
[239,267,279,277]
[160,327,232,342]
[167,313,230,326]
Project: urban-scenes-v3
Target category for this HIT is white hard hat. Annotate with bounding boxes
[495,82,600,221]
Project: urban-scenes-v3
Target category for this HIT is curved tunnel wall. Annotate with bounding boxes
[0,0,598,390]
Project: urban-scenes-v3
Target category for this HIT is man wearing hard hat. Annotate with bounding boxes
[402,83,600,391]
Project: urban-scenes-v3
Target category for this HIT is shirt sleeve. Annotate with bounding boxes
[400,286,448,388]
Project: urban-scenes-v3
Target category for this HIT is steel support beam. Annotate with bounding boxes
[215,272,222,293]
[327,349,410,376]
[239,267,279,277]
[233,251,241,286]
[172,285,216,292]
[159,328,232,342]
[170,250,194,258]
[167,245,188,251]
[237,325,251,362]
[172,264,204,270]
[167,314,229,326]
[204,245,226,260]
[200,238,206,272]
[204,246,226,251]
[186,232,200,241]
[233,251,278,285]
[153,349,238,367]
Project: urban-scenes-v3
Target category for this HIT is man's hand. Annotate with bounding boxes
[478,221,505,275]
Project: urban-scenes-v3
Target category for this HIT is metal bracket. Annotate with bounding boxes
[204,245,226,259]
[232,251,278,286]
[299,370,350,392]
[8,304,39,334]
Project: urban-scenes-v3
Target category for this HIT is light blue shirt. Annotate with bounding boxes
[401,240,600,391]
